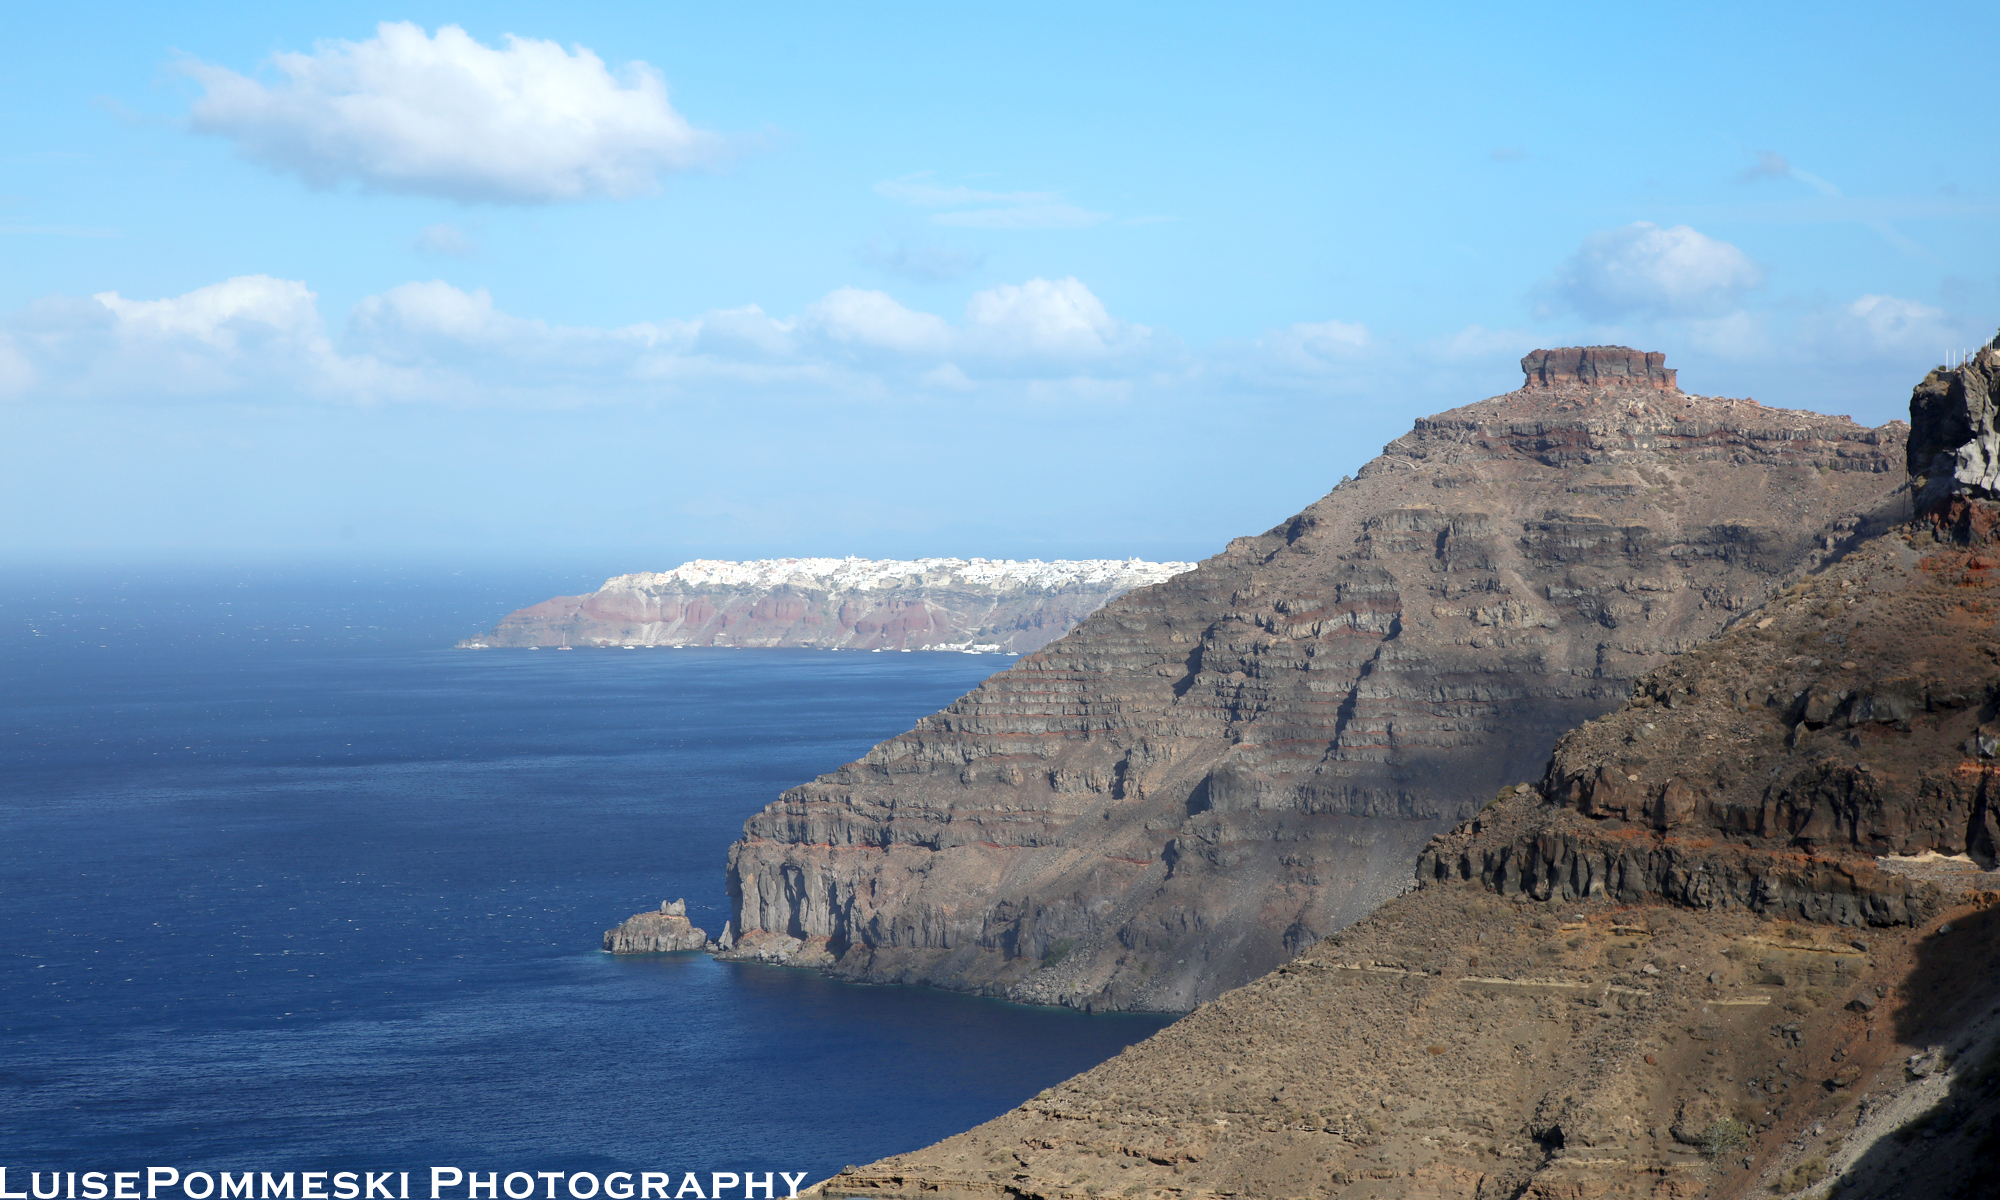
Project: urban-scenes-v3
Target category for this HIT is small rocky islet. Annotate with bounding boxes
[601,899,710,953]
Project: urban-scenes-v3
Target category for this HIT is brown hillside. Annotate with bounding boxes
[815,336,2000,1200]
[722,348,1908,1013]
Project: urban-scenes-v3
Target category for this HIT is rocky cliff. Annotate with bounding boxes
[812,335,2000,1200]
[722,348,1910,1013]
[461,558,1193,654]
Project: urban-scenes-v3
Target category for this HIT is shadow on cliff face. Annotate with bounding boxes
[1825,903,2000,1199]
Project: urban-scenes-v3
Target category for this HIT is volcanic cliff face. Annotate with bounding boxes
[461,558,1192,654]
[722,349,1909,1012]
[815,337,2000,1200]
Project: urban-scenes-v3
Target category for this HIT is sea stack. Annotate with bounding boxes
[603,898,709,953]
[718,348,1910,1011]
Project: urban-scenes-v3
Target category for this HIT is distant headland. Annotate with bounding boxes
[458,556,1196,654]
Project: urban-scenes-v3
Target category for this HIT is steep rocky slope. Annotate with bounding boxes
[815,335,2000,1200]
[721,348,1908,1012]
[462,557,1191,653]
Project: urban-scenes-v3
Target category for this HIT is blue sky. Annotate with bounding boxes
[4,1,1995,568]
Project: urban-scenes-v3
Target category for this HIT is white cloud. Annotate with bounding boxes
[875,172,1110,230]
[8,275,411,402]
[681,304,797,361]
[1546,222,1764,319]
[1803,294,1966,361]
[352,280,517,341]
[961,277,1141,358]
[1660,292,1968,366]
[94,274,323,346]
[795,277,1150,366]
[6,274,1968,439]
[347,280,554,365]
[184,22,723,203]
[1840,294,1948,346]
[4,274,1162,406]
[803,288,951,355]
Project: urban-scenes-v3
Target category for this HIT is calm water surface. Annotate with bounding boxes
[0,566,1170,1179]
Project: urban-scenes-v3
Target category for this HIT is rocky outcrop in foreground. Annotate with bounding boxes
[461,558,1194,654]
[603,899,710,953]
[1908,340,2000,507]
[722,348,1909,1012]
[814,335,2000,1200]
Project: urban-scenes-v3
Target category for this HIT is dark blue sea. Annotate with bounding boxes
[0,565,1170,1186]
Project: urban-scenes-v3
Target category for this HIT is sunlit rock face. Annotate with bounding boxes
[1908,332,2000,509]
[721,348,1910,1013]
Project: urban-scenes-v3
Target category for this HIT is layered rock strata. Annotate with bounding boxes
[1522,345,1677,390]
[604,899,710,953]
[1421,532,2000,914]
[722,349,1909,1012]
[462,558,1192,654]
[816,343,2000,1200]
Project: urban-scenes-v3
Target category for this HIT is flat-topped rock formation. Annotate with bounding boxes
[1521,344,1677,390]
[461,557,1194,654]
[603,898,710,953]
[813,338,2000,1200]
[720,349,1911,1013]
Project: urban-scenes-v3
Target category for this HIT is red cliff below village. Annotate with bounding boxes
[461,557,1195,655]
